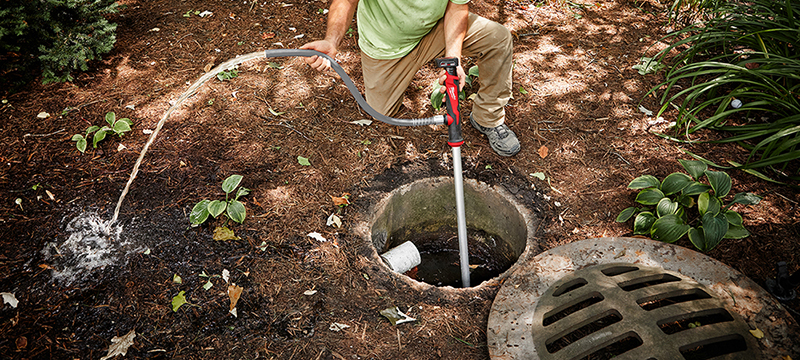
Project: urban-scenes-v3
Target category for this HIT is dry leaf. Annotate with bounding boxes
[329,323,350,332]
[1,292,18,308]
[228,284,243,313]
[204,63,214,72]
[45,190,55,201]
[326,213,342,228]
[750,328,764,339]
[538,145,549,159]
[213,226,240,241]
[330,194,350,207]
[99,330,136,360]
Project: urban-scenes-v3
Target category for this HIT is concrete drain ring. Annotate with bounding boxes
[532,263,760,359]
[487,237,800,359]
[354,176,542,290]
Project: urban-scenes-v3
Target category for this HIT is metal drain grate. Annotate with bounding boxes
[531,263,761,360]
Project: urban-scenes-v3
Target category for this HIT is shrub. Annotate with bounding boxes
[647,0,800,175]
[0,0,118,84]
[616,160,761,252]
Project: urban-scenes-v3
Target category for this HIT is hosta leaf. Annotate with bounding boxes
[688,227,706,252]
[228,200,246,223]
[724,225,750,239]
[700,212,728,252]
[724,210,743,227]
[235,187,250,200]
[698,192,721,216]
[678,159,707,180]
[222,175,243,194]
[635,188,665,205]
[729,192,762,206]
[616,207,637,222]
[704,170,731,198]
[93,128,108,148]
[190,200,211,225]
[86,125,100,134]
[633,212,656,235]
[656,197,680,217]
[650,214,690,243]
[468,65,479,78]
[430,81,445,111]
[113,120,131,134]
[661,173,692,195]
[208,200,227,218]
[73,136,87,153]
[676,193,695,208]
[105,111,116,126]
[628,175,660,189]
[682,182,712,196]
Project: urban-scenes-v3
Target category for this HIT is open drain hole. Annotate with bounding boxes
[368,177,532,288]
[576,332,643,360]
[680,334,749,360]
[545,309,623,354]
[658,308,735,335]
[542,292,604,326]
[637,288,712,311]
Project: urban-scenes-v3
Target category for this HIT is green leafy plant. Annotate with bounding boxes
[216,68,239,81]
[646,0,800,174]
[430,65,478,111]
[190,175,250,226]
[71,112,133,153]
[616,160,761,252]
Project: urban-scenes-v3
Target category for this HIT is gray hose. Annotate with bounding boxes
[264,49,445,127]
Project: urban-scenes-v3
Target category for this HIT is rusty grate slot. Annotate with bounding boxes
[680,334,749,360]
[531,263,762,360]
[600,265,639,277]
[576,332,643,360]
[618,273,681,291]
[552,277,588,297]
[658,308,734,335]
[542,292,604,326]
[638,288,712,311]
[546,310,622,353]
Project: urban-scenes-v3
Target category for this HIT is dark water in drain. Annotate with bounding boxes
[386,226,518,287]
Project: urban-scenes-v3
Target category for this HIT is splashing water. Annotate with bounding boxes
[108,51,267,229]
[43,212,128,285]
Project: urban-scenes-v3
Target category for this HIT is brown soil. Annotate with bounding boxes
[1,0,798,359]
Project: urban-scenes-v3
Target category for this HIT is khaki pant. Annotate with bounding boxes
[361,13,513,128]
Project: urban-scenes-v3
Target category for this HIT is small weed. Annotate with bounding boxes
[216,67,239,81]
[71,111,132,153]
[361,139,372,145]
[346,27,354,37]
[189,175,250,226]
[617,160,761,252]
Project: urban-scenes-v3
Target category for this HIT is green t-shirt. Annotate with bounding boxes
[357,0,470,60]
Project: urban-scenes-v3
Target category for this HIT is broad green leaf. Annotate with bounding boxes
[724,225,750,239]
[650,214,690,243]
[729,192,762,206]
[228,200,246,223]
[704,170,731,198]
[190,199,211,225]
[698,192,721,216]
[86,125,100,134]
[682,182,711,196]
[119,118,133,127]
[724,210,743,227]
[687,227,705,252]
[113,120,131,134]
[207,200,227,218]
[635,188,665,205]
[633,212,656,235]
[203,280,213,290]
[661,173,692,195]
[297,156,311,166]
[93,128,108,148]
[700,212,728,252]
[676,193,695,208]
[616,207,637,222]
[71,134,83,141]
[468,65,479,78]
[656,197,680,217]
[222,175,243,194]
[628,175,660,189]
[77,138,87,153]
[105,112,116,126]
[235,187,250,200]
[430,81,444,111]
[172,291,187,312]
[678,159,707,180]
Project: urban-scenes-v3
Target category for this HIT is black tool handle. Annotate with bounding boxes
[435,57,463,147]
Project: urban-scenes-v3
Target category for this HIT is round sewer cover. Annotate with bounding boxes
[487,237,800,359]
[531,263,760,359]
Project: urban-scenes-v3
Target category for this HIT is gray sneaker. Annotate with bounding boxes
[469,114,520,156]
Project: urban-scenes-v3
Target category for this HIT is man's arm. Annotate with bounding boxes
[441,1,469,91]
[300,0,359,71]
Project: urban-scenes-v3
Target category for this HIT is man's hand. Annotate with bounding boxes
[438,64,466,94]
[300,40,336,72]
